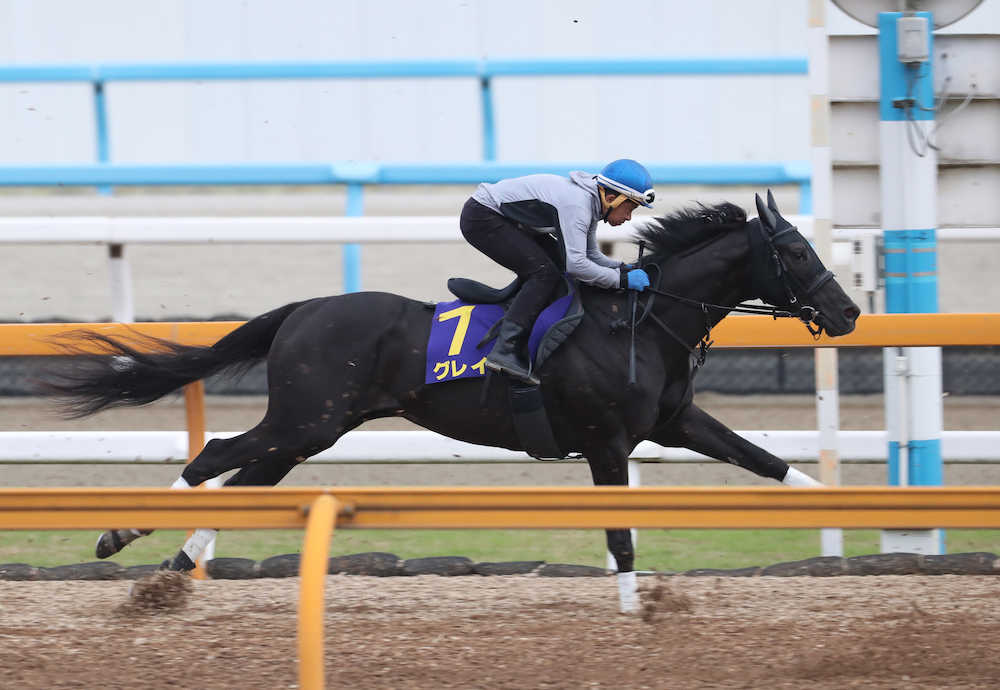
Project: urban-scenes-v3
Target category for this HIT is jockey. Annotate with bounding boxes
[460,158,654,385]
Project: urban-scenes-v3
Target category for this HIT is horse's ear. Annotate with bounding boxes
[766,189,779,214]
[765,188,797,232]
[755,193,777,233]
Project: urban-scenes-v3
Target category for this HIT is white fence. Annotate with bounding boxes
[0,213,872,321]
[3,214,999,311]
[3,429,1000,464]
[4,214,997,244]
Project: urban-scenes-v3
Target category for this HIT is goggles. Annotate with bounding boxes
[595,174,655,208]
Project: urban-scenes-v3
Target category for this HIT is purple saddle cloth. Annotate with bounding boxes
[424,291,575,385]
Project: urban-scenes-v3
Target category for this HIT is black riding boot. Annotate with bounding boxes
[486,319,539,385]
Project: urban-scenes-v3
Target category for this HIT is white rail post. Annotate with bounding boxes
[108,243,135,322]
[809,0,843,556]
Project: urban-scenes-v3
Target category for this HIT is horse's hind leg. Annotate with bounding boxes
[157,447,318,567]
[94,446,230,559]
[223,457,299,486]
[164,420,343,571]
[95,427,305,560]
[95,528,153,559]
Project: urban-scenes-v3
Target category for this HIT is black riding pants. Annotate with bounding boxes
[459,198,561,330]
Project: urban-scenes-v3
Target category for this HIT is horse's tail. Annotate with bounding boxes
[44,299,313,418]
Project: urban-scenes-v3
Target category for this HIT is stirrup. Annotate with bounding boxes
[485,358,540,386]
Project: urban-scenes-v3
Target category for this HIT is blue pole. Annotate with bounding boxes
[797,180,812,215]
[93,81,111,195]
[878,11,943,554]
[480,77,496,161]
[343,184,363,293]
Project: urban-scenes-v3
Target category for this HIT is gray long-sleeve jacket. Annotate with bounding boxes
[471,171,622,289]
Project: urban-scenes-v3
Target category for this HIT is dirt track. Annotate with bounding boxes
[2,574,998,689]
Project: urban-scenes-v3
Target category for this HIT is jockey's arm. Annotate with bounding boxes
[562,214,622,289]
[585,227,622,269]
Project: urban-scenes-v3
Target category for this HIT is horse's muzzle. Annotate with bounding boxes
[818,303,861,337]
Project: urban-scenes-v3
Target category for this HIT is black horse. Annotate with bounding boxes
[48,191,859,576]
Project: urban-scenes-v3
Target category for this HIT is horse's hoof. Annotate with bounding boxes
[166,550,196,572]
[95,530,123,559]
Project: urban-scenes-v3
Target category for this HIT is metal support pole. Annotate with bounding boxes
[479,76,496,161]
[93,80,110,196]
[878,10,943,555]
[108,243,134,323]
[896,352,910,488]
[95,80,134,322]
[298,494,338,690]
[798,180,812,215]
[343,184,363,293]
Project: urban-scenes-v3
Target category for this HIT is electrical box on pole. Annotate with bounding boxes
[896,16,929,62]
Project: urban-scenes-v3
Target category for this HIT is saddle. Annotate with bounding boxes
[426,275,585,460]
[445,276,584,373]
[447,276,521,304]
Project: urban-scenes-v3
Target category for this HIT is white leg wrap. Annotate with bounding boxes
[617,571,639,614]
[171,476,191,489]
[181,528,218,563]
[782,467,823,487]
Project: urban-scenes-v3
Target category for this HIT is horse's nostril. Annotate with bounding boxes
[845,305,861,321]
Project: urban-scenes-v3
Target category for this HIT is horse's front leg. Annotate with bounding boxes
[651,402,820,486]
[585,445,640,613]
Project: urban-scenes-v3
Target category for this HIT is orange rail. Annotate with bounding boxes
[4,313,1000,356]
[0,321,239,356]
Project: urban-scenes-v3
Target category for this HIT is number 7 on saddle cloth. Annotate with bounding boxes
[424,292,575,385]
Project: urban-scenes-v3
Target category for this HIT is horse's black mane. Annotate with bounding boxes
[635,202,747,259]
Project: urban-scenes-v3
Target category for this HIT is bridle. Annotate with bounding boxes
[611,226,832,393]
[758,224,836,330]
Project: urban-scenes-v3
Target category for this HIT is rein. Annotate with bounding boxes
[610,264,714,369]
[611,252,828,380]
[638,225,832,340]
[642,283,825,336]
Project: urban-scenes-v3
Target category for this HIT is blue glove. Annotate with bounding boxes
[625,268,649,292]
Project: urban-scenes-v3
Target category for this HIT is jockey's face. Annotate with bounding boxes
[605,193,639,226]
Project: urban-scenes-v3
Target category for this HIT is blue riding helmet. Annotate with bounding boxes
[595,159,655,208]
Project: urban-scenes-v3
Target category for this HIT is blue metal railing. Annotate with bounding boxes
[0,57,809,80]
[0,57,811,291]
[0,161,811,187]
